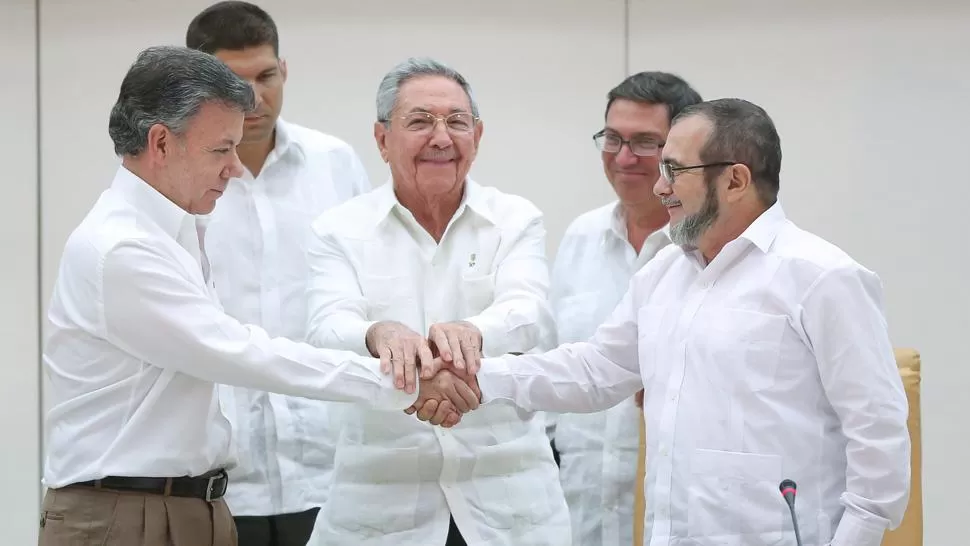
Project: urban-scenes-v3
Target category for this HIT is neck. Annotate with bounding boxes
[697,203,767,264]
[121,156,187,212]
[237,131,276,177]
[622,202,668,253]
[395,181,464,243]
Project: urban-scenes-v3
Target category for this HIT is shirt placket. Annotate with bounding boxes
[648,269,712,544]
[251,179,290,511]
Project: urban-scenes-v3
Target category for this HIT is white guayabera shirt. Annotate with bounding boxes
[204,118,371,517]
[304,180,571,546]
[476,203,911,546]
[43,166,410,491]
[550,201,670,546]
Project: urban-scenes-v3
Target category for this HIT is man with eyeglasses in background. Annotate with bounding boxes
[547,72,701,546]
[303,57,570,546]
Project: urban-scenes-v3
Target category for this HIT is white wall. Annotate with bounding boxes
[18,0,966,543]
[629,0,969,542]
[0,0,40,543]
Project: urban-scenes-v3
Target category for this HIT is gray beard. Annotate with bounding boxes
[669,180,719,250]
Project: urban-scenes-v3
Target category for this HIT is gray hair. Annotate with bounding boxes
[108,45,255,156]
[375,57,479,124]
[674,98,782,205]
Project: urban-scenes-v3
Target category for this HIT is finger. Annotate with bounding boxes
[460,338,479,376]
[635,389,644,408]
[442,411,461,428]
[443,381,471,413]
[389,345,406,391]
[417,341,437,380]
[403,343,417,395]
[378,345,392,375]
[430,400,454,426]
[404,405,416,415]
[453,378,480,412]
[416,399,439,422]
[446,331,464,371]
[430,326,453,363]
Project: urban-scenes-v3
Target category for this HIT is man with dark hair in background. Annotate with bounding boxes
[548,71,701,546]
[186,3,372,545]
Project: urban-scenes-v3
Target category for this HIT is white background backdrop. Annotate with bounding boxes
[2,0,967,543]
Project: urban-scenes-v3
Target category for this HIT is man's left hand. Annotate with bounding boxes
[428,321,483,376]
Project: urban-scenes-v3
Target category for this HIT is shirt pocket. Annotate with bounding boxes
[686,448,788,543]
[469,437,561,530]
[699,308,787,393]
[460,271,495,318]
[358,274,415,323]
[324,444,421,536]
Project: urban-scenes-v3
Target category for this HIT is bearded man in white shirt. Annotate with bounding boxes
[304,57,570,545]
[420,97,912,546]
[40,46,476,546]
[184,4,371,545]
[550,71,701,546]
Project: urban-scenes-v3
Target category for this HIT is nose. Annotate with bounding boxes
[614,143,640,167]
[428,119,453,148]
[248,81,264,110]
[653,173,671,197]
[226,149,244,179]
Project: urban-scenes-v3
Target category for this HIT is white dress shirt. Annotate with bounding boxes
[204,119,370,517]
[304,180,570,546]
[476,203,911,546]
[42,166,411,489]
[550,202,670,546]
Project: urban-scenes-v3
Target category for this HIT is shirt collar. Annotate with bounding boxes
[373,177,496,226]
[607,201,671,246]
[738,201,787,253]
[271,117,305,162]
[110,165,192,239]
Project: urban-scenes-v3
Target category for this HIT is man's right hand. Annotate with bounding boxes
[365,321,436,395]
[403,369,482,427]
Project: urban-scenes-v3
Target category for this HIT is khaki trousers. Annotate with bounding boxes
[39,485,237,545]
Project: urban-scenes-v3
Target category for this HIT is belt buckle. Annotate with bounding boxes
[204,471,226,502]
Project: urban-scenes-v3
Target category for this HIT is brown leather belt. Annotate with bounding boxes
[71,468,228,501]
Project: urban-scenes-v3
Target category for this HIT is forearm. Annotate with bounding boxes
[475,341,642,413]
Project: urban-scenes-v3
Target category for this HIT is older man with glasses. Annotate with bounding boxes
[304,57,570,546]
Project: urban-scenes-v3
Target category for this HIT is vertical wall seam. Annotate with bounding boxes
[35,0,43,508]
[623,0,631,76]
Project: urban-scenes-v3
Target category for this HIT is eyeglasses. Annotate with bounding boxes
[384,111,479,134]
[659,160,736,184]
[593,130,664,157]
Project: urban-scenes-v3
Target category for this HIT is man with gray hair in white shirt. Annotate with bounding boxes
[39,45,476,546]
[304,57,570,545]
[418,97,912,546]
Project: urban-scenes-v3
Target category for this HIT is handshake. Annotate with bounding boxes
[365,319,485,428]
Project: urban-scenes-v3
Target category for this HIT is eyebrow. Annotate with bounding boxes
[603,128,664,141]
[406,106,471,115]
[662,156,685,167]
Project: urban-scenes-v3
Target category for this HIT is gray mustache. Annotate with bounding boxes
[660,197,682,207]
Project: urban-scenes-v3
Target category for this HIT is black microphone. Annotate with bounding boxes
[779,479,804,546]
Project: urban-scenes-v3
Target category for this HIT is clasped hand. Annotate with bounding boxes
[365,320,483,427]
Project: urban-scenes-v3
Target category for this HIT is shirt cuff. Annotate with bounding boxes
[830,508,888,546]
[370,359,419,411]
[476,356,514,405]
